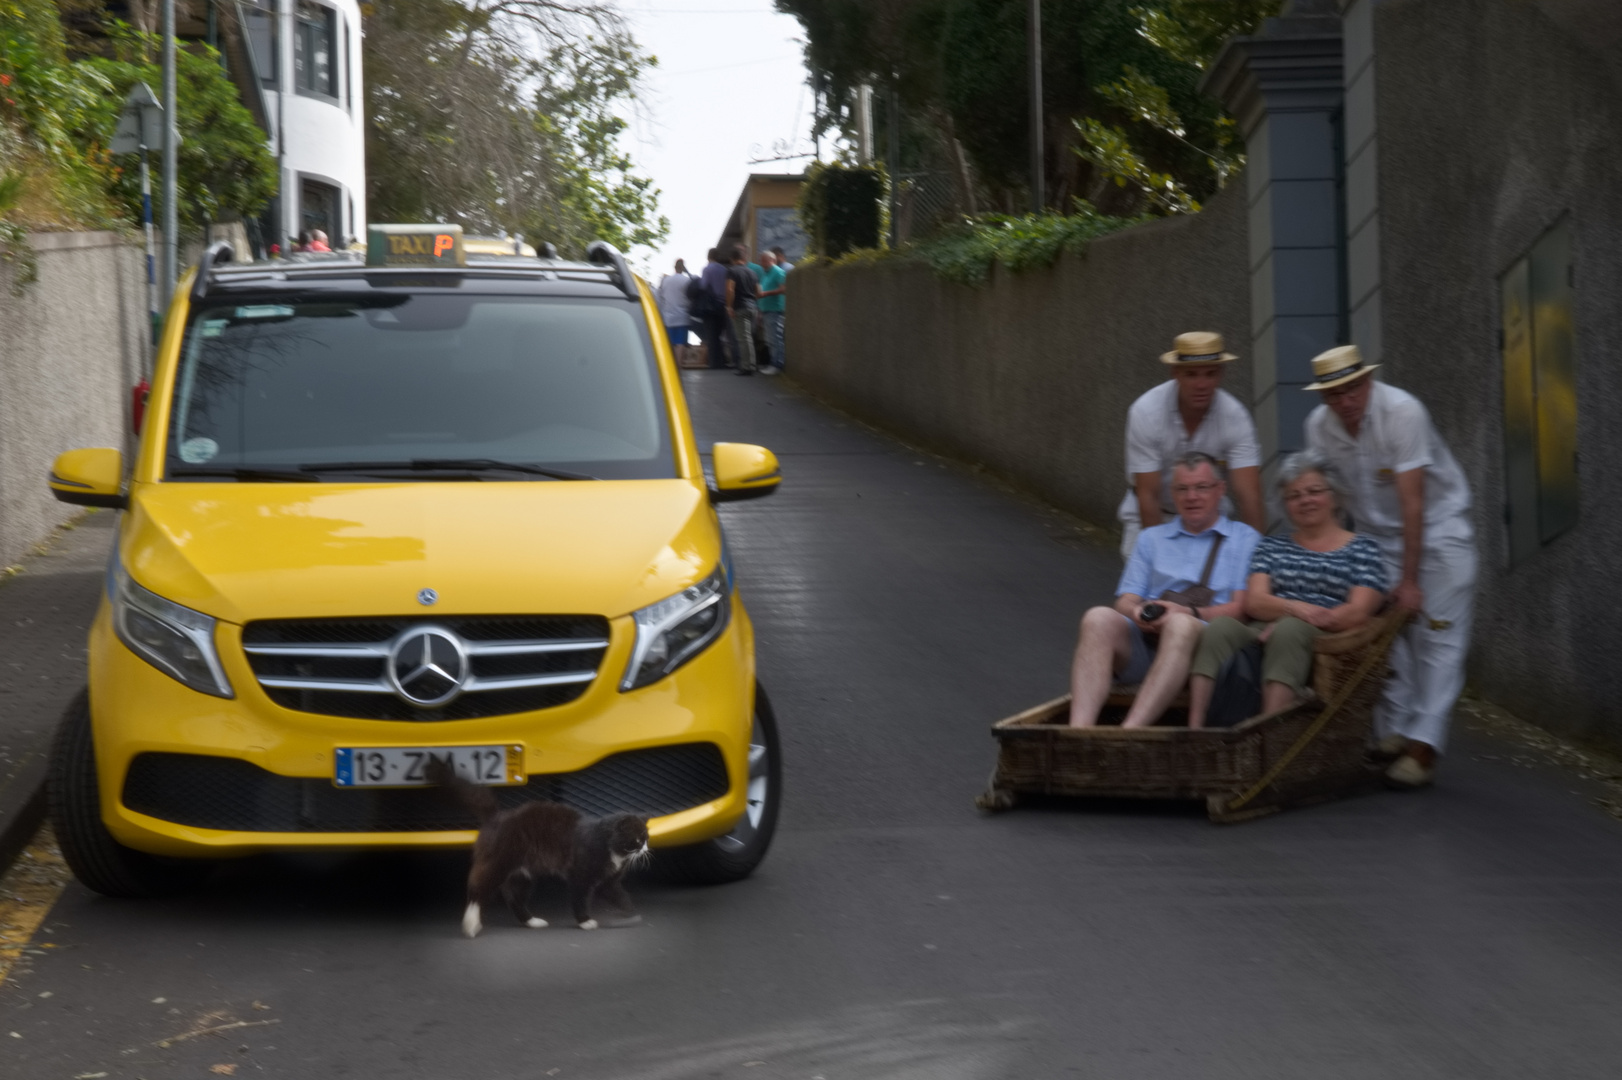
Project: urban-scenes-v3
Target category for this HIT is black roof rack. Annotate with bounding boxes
[190,240,235,303]
[587,241,639,301]
[189,242,643,300]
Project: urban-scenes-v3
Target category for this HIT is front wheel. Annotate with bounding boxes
[658,683,782,885]
[49,690,213,897]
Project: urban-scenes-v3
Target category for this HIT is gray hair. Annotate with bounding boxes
[1171,451,1226,483]
[1275,449,1346,503]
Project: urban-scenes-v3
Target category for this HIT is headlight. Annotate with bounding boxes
[620,565,731,691]
[110,563,234,698]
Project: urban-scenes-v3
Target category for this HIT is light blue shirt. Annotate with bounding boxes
[1117,516,1261,605]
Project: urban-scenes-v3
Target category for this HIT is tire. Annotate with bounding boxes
[658,682,782,885]
[48,689,213,897]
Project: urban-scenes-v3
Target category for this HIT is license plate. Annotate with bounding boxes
[334,745,523,788]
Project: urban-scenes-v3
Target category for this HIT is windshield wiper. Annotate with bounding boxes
[299,458,596,481]
[169,466,320,482]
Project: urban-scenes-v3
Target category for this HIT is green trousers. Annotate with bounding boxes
[1190,616,1321,694]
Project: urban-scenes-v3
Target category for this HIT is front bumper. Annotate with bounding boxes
[87,595,756,858]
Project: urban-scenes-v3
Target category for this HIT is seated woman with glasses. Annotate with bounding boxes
[1185,451,1387,726]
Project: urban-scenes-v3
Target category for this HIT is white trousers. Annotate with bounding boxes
[1372,533,1477,754]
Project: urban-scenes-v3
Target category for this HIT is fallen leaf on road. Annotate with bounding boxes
[72,1073,108,1079]
[210,1065,238,1075]
[251,1001,271,1010]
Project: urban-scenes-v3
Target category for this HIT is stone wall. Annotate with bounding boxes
[1372,0,1622,750]
[0,232,145,567]
[785,182,1251,529]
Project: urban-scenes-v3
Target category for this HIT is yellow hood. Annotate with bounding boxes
[119,480,717,624]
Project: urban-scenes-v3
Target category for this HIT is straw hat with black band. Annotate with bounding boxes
[1303,344,1380,391]
[1161,331,1239,366]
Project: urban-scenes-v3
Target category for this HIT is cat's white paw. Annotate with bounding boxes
[526,917,548,929]
[578,919,599,930]
[462,902,483,939]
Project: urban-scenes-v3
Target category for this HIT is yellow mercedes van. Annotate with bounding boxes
[46,227,782,896]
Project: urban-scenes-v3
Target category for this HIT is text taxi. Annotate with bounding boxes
[46,226,783,895]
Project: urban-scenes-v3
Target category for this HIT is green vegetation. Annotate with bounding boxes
[813,205,1140,286]
[0,0,117,245]
[797,161,889,260]
[909,207,1140,285]
[1,2,275,285]
[364,0,668,258]
[80,34,276,231]
[776,0,1279,218]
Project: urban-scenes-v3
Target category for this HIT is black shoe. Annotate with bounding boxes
[735,368,755,376]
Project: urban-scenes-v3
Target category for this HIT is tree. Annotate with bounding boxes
[78,32,277,230]
[364,0,667,257]
[2,3,274,233]
[775,0,1280,218]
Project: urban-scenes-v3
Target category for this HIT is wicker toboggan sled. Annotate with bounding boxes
[976,609,1409,823]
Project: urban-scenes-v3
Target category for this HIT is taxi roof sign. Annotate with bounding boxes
[367,224,466,268]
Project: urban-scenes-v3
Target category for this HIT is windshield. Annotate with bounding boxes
[166,294,675,480]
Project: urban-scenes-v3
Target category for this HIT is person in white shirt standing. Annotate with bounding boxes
[1302,345,1475,789]
[1119,332,1266,558]
[655,259,695,366]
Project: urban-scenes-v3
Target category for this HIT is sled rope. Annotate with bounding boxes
[1224,614,1408,813]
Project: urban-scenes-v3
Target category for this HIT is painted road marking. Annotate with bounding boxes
[0,826,71,987]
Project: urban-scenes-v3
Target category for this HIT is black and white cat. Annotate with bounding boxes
[427,759,650,937]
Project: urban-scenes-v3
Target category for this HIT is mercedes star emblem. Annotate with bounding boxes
[417,587,438,606]
[387,626,469,708]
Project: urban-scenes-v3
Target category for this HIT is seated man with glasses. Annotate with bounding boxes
[1069,453,1262,727]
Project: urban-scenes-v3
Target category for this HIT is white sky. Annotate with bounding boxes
[617,0,821,275]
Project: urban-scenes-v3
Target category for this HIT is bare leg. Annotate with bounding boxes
[1261,680,1301,716]
[1122,613,1201,728]
[1187,674,1215,728]
[1069,607,1133,727]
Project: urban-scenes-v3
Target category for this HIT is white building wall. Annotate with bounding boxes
[263,0,366,246]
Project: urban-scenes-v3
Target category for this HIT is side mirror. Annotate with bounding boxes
[710,442,780,503]
[48,448,127,510]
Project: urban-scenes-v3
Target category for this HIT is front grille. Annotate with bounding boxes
[241,615,611,720]
[122,744,730,832]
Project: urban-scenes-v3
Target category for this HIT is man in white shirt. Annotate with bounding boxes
[1303,345,1476,788]
[655,259,695,366]
[1119,332,1266,558]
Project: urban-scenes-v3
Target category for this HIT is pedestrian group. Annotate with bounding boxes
[656,244,792,376]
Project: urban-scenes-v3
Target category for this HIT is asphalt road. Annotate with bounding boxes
[7,371,1622,1079]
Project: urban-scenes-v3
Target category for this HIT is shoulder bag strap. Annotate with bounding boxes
[1196,532,1226,589]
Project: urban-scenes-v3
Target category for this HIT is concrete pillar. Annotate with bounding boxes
[1339,0,1382,371]
[1203,2,1344,466]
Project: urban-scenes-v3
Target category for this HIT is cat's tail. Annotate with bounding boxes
[425,756,500,824]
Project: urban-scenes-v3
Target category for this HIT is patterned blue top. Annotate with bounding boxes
[1248,534,1387,609]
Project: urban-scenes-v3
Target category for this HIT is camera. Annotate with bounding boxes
[1140,602,1165,622]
